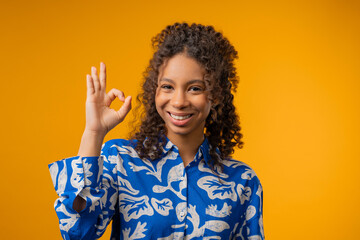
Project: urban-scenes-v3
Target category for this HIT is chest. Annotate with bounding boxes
[112,157,247,239]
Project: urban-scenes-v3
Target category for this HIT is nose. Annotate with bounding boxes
[170,89,189,109]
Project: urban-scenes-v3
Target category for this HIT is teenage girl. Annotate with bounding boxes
[49,22,264,240]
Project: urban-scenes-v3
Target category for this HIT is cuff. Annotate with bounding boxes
[49,156,104,213]
[48,156,103,196]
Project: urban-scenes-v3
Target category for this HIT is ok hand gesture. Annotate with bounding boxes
[85,62,132,137]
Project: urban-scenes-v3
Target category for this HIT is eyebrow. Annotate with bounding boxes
[159,78,205,85]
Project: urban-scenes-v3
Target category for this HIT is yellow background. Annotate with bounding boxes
[0,0,359,239]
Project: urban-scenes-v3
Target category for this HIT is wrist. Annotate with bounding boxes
[78,129,106,157]
[83,128,107,140]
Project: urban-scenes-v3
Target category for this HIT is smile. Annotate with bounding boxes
[169,113,192,120]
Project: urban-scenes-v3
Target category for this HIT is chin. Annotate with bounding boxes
[169,129,191,136]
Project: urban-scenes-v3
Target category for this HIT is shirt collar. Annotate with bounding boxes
[161,136,213,166]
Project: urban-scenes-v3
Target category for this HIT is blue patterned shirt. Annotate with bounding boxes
[49,138,264,239]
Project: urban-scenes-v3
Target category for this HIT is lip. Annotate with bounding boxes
[167,112,193,126]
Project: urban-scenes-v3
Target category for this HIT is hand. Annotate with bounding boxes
[84,62,132,137]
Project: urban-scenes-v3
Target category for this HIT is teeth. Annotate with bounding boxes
[170,113,191,120]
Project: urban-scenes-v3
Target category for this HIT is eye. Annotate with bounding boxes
[160,84,173,90]
[189,86,204,92]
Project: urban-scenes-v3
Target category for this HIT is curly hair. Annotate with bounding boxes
[131,22,243,168]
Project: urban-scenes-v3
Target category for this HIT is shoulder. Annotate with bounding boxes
[221,158,262,188]
[221,158,257,175]
[103,138,136,147]
[101,139,137,154]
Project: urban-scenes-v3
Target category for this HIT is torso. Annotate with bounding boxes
[103,138,263,240]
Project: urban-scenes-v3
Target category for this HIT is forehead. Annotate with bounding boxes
[159,54,205,82]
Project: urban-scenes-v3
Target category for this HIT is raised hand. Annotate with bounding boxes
[84,62,132,137]
[75,62,132,208]
[77,62,132,157]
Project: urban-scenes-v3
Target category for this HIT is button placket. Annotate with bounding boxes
[181,166,188,220]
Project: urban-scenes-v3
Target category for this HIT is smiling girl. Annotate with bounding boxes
[49,22,264,240]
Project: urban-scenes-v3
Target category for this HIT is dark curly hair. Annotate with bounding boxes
[130,22,243,168]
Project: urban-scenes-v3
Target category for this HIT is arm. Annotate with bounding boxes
[49,62,132,239]
[244,176,264,239]
[73,62,131,212]
[49,147,118,240]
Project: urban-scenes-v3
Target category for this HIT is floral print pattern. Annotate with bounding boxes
[49,138,264,239]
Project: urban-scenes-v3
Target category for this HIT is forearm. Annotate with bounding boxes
[50,154,117,239]
[77,130,106,157]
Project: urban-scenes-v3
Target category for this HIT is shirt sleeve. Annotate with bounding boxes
[244,176,264,240]
[48,141,119,240]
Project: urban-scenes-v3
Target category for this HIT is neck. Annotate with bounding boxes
[167,132,204,166]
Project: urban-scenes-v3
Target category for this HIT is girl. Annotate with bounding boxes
[49,22,264,240]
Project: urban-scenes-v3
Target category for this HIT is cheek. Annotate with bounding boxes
[155,93,165,116]
[205,103,211,117]
[204,96,212,112]
[200,99,212,117]
[155,103,166,124]
[155,90,171,107]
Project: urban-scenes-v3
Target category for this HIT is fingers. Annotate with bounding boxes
[87,62,106,96]
[86,74,95,96]
[117,96,132,117]
[107,88,125,104]
[99,62,106,89]
[107,89,132,117]
[91,66,101,91]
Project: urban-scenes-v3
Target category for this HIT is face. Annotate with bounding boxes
[155,53,211,142]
